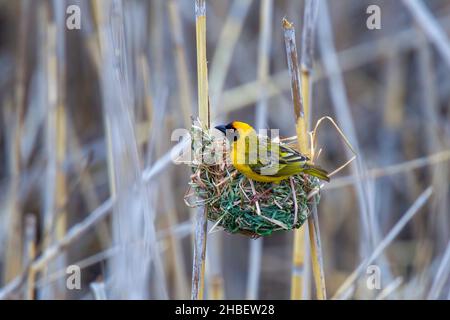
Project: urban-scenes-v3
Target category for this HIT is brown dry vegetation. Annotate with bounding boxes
[0,0,449,300]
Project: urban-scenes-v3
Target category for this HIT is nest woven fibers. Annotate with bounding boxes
[184,122,321,238]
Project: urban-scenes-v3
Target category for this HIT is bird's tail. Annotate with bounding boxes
[303,164,330,182]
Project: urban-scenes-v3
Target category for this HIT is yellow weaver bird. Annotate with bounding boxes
[215,121,330,183]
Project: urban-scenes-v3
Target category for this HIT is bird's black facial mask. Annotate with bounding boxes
[215,122,239,142]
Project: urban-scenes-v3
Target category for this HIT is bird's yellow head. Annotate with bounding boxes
[229,121,253,132]
[215,121,254,141]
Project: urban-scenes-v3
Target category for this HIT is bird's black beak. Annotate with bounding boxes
[215,125,227,135]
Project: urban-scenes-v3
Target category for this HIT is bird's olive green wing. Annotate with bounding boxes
[246,136,309,177]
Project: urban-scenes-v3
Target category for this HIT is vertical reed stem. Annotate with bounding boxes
[283,18,308,301]
[307,207,327,299]
[283,18,309,155]
[283,16,326,300]
[195,0,210,128]
[4,0,30,284]
[191,0,209,300]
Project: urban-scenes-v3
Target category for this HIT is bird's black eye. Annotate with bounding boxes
[215,122,238,142]
[224,123,238,141]
[225,129,238,142]
[225,122,235,130]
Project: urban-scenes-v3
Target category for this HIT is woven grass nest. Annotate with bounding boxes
[184,122,321,238]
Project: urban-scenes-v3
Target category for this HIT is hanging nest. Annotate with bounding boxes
[184,122,321,238]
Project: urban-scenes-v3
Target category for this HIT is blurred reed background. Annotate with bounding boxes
[0,0,449,300]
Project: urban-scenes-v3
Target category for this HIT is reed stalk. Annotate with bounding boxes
[4,0,30,284]
[52,1,69,298]
[283,16,326,300]
[41,8,68,298]
[283,17,309,300]
[191,0,209,300]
